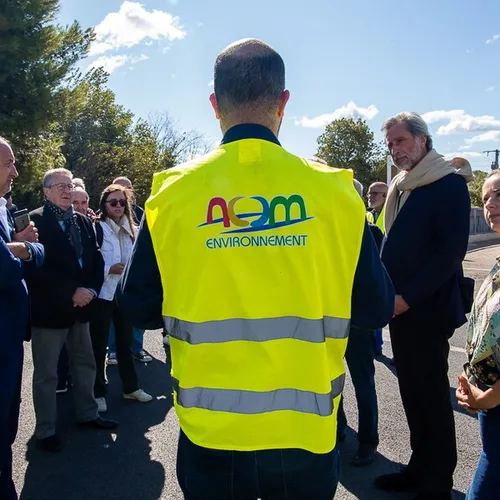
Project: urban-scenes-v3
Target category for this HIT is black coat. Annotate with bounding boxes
[382,173,471,329]
[25,206,104,329]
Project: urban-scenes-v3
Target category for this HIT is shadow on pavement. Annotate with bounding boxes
[20,348,173,500]
[376,354,398,377]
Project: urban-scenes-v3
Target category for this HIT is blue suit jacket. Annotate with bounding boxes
[0,213,44,346]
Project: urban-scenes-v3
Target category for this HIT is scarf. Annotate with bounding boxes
[45,200,83,259]
[384,149,470,234]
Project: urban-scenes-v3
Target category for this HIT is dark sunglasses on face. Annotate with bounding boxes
[106,199,126,207]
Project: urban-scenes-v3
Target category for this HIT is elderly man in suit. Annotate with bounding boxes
[0,137,44,500]
[25,168,117,453]
[375,113,471,500]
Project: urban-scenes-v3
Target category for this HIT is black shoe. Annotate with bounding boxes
[375,470,420,492]
[351,444,377,467]
[77,416,118,430]
[37,434,62,453]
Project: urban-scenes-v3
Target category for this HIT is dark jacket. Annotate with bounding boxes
[25,206,104,329]
[117,124,395,332]
[382,173,470,328]
[0,213,44,346]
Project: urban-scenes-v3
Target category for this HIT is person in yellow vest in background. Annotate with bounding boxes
[367,181,389,356]
[117,38,394,500]
[367,182,388,233]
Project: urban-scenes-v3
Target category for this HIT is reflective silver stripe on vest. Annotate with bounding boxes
[172,374,345,416]
[163,316,350,345]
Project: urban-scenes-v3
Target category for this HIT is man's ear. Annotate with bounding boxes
[209,93,221,120]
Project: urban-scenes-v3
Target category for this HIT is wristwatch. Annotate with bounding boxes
[24,242,33,261]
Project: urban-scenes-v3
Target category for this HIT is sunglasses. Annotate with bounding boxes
[106,199,126,208]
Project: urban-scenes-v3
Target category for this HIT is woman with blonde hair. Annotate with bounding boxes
[90,184,152,413]
[457,170,500,499]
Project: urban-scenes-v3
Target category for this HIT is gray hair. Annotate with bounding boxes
[214,39,285,115]
[73,186,89,200]
[353,179,364,197]
[43,168,73,188]
[381,112,433,151]
[73,178,86,190]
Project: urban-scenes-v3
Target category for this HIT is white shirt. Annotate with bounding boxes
[98,217,136,301]
[0,197,10,239]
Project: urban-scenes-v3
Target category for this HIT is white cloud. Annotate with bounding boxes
[208,79,214,87]
[437,114,500,135]
[295,101,379,128]
[422,109,465,124]
[486,86,496,92]
[444,151,482,160]
[459,145,472,150]
[486,34,500,44]
[89,1,186,56]
[162,46,171,54]
[88,53,148,74]
[465,130,500,144]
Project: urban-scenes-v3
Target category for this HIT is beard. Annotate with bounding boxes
[394,144,427,170]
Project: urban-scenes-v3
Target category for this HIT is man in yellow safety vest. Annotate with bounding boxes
[117,38,394,500]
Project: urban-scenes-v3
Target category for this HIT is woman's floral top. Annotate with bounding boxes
[466,257,500,387]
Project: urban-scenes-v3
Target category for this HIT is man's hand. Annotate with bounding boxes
[14,221,38,243]
[109,263,125,275]
[72,287,94,308]
[394,295,410,316]
[6,242,30,260]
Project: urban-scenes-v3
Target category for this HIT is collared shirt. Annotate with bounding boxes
[0,197,10,240]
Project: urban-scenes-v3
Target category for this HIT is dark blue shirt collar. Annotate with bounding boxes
[220,124,281,147]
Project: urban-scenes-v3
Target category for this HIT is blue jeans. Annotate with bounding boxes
[108,324,144,355]
[177,430,339,499]
[337,328,379,446]
[467,404,500,499]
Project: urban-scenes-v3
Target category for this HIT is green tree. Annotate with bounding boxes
[0,0,93,138]
[315,118,384,188]
[468,170,489,208]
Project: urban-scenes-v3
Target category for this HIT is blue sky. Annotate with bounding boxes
[58,0,500,172]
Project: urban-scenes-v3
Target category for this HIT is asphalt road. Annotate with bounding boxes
[13,245,499,500]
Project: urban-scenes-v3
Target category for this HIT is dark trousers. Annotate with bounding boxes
[0,345,23,500]
[338,328,379,446]
[90,298,139,397]
[390,315,457,495]
[467,405,500,499]
[57,343,70,389]
[177,430,340,500]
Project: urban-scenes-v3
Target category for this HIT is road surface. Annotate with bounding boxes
[13,245,498,499]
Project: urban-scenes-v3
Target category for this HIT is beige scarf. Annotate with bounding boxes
[384,149,471,234]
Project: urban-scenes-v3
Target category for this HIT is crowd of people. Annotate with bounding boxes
[1,37,499,500]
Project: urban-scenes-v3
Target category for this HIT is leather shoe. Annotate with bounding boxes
[351,444,377,467]
[77,416,118,430]
[375,470,420,492]
[37,434,62,452]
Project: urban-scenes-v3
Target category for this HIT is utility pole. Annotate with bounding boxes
[483,149,500,170]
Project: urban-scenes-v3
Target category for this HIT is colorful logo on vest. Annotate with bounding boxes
[199,194,313,234]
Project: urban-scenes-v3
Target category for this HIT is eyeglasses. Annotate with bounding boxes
[49,183,75,192]
[106,199,126,208]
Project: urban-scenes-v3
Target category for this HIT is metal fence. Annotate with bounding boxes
[470,208,491,235]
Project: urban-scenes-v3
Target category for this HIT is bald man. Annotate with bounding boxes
[367,182,388,223]
[118,39,393,499]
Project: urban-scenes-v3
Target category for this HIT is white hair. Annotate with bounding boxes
[43,168,73,188]
[353,179,364,197]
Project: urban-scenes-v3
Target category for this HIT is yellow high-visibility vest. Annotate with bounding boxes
[146,138,365,454]
[366,207,386,233]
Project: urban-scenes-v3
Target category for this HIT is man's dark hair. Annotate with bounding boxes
[214,39,285,115]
